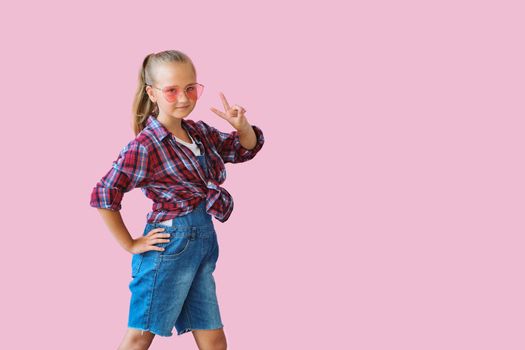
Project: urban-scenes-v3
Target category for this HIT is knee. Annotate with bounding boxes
[198,337,227,350]
[117,341,147,350]
[118,334,153,350]
[214,338,228,350]
[193,328,227,350]
[208,342,227,350]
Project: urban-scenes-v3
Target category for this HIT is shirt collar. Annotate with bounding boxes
[145,114,196,142]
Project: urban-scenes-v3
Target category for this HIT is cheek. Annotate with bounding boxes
[157,99,169,109]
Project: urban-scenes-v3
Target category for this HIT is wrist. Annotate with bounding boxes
[123,238,135,254]
[237,124,252,135]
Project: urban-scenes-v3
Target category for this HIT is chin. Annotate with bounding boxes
[169,111,188,119]
[173,106,194,117]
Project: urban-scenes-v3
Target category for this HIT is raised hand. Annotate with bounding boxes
[209,92,251,133]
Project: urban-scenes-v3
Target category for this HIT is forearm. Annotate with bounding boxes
[97,208,135,253]
[237,124,257,150]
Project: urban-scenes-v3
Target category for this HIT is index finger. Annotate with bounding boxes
[155,232,171,237]
[220,91,230,111]
[147,227,166,235]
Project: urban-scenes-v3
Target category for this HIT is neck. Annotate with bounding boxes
[157,113,185,134]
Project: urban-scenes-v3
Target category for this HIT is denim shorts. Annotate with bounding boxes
[127,155,224,337]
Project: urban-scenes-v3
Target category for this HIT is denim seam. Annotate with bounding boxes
[175,305,193,336]
[132,255,144,277]
[186,299,193,331]
[141,257,160,336]
[208,236,219,262]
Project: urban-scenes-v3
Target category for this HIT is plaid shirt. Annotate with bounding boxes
[90,115,265,223]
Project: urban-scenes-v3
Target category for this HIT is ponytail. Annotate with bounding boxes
[131,50,197,137]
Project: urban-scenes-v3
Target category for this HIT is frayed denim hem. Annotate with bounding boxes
[128,326,173,337]
[177,324,225,336]
[177,327,193,336]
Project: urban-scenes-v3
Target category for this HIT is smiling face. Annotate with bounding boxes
[145,61,198,120]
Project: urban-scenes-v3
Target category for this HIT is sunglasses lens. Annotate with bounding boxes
[162,84,204,102]
[186,84,204,100]
[163,87,179,102]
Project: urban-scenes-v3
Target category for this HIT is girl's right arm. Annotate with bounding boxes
[97,208,135,252]
[90,140,170,254]
[96,208,169,254]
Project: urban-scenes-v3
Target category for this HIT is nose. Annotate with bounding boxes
[176,91,190,104]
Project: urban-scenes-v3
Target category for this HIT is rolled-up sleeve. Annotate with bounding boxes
[90,140,149,211]
[199,120,265,164]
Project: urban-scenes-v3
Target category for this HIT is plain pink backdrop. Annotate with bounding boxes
[1,0,524,349]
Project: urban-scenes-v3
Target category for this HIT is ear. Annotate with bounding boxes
[145,86,157,103]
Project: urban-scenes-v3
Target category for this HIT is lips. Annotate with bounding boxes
[176,106,189,109]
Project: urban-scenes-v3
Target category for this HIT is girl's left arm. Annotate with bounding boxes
[207,92,265,163]
[198,120,265,164]
[237,123,258,150]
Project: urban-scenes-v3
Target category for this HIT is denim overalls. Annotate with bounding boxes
[127,154,224,337]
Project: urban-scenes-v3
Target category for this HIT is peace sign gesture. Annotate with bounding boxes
[209,92,251,133]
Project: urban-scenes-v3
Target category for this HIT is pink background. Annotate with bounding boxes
[1,0,524,349]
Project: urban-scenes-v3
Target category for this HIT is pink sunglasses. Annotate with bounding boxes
[147,83,204,103]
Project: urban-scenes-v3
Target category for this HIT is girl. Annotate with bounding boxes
[90,50,265,350]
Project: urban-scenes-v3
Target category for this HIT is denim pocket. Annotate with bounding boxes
[158,235,191,260]
[131,253,144,277]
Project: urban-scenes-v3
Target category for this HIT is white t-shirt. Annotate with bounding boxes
[174,134,201,156]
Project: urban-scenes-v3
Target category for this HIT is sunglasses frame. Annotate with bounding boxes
[147,83,204,103]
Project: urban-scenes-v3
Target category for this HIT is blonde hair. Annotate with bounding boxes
[131,50,197,136]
